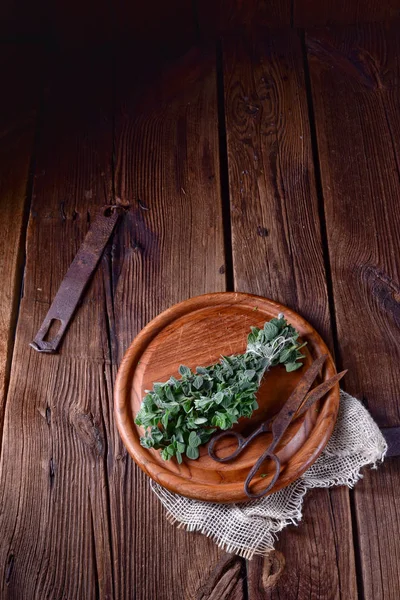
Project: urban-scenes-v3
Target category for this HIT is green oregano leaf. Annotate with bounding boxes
[161,412,169,429]
[183,400,191,413]
[178,365,191,377]
[196,366,208,375]
[193,375,203,390]
[214,391,224,404]
[279,347,295,364]
[186,446,199,460]
[285,361,302,372]
[244,369,256,380]
[164,386,174,402]
[263,322,279,341]
[188,431,201,447]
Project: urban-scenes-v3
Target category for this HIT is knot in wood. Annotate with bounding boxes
[70,411,105,457]
[262,550,286,589]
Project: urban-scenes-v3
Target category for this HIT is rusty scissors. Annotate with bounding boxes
[208,355,347,499]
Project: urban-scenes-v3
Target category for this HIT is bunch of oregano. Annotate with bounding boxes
[135,315,306,463]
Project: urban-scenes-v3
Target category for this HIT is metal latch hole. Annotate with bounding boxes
[43,319,62,342]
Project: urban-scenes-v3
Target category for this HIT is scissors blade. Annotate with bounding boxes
[270,354,328,448]
[296,369,347,419]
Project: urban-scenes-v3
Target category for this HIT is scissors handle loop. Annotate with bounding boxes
[208,430,246,462]
[244,450,281,499]
[208,421,271,463]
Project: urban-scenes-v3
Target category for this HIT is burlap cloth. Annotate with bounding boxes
[151,391,387,559]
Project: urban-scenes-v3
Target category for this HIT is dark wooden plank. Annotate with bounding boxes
[0,47,41,589]
[223,30,357,599]
[0,0,194,48]
[381,427,400,457]
[115,0,195,49]
[197,554,246,599]
[2,0,400,44]
[45,0,113,46]
[108,45,230,599]
[196,1,291,38]
[45,0,193,48]
[294,0,399,27]
[306,22,400,600]
[0,45,42,441]
[0,1,48,39]
[0,47,115,599]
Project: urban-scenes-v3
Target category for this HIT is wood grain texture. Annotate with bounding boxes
[223,30,357,598]
[45,0,113,46]
[223,31,330,335]
[196,1,291,37]
[0,47,115,599]
[0,0,195,47]
[107,45,228,599]
[114,0,195,48]
[2,0,400,44]
[307,22,400,599]
[0,42,234,600]
[196,553,245,600]
[381,426,400,457]
[2,23,399,599]
[44,0,194,48]
[247,550,286,596]
[0,0,48,38]
[294,0,400,27]
[0,45,42,440]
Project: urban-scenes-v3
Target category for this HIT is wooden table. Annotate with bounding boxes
[0,23,399,599]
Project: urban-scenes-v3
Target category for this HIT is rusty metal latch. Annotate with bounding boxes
[30,205,124,353]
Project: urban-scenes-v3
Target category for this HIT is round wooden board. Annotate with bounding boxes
[114,293,339,503]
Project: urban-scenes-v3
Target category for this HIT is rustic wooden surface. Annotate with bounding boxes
[222,30,357,599]
[108,45,226,600]
[307,22,400,600]
[294,0,400,27]
[0,20,399,600]
[195,0,291,36]
[0,0,194,46]
[0,45,42,440]
[1,0,399,44]
[0,46,116,599]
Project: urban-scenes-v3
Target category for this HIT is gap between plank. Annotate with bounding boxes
[89,492,101,600]
[111,42,117,207]
[300,30,342,368]
[191,0,201,44]
[94,48,118,598]
[349,487,365,600]
[99,291,117,599]
[216,39,235,292]
[216,37,248,600]
[242,559,250,600]
[301,29,364,600]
